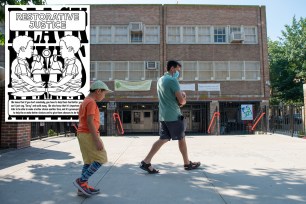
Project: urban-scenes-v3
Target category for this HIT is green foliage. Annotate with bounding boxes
[48,129,57,137]
[0,0,46,45]
[269,16,306,105]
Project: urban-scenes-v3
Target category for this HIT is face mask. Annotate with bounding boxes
[173,70,180,79]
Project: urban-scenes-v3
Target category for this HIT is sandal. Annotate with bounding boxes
[184,161,201,170]
[140,161,160,174]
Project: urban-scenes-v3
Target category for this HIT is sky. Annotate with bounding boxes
[46,0,305,41]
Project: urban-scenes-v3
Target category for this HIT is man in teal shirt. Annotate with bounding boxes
[140,60,201,174]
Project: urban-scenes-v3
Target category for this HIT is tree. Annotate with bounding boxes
[0,0,46,45]
[269,17,306,105]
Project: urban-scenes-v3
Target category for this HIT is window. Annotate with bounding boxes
[97,62,112,81]
[144,112,151,118]
[198,26,211,43]
[123,111,131,123]
[198,61,213,80]
[245,61,260,80]
[230,26,241,33]
[131,31,143,43]
[91,61,160,81]
[182,61,197,80]
[113,62,128,80]
[114,26,128,43]
[230,61,244,80]
[214,26,226,43]
[146,69,159,80]
[90,62,96,80]
[174,61,260,81]
[129,62,144,80]
[144,26,159,44]
[244,26,257,44]
[214,62,228,80]
[167,26,181,43]
[183,26,196,43]
[90,26,97,44]
[98,26,112,43]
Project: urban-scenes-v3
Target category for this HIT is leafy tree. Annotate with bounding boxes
[0,0,46,45]
[269,17,306,105]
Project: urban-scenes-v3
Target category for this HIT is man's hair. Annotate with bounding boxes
[12,35,33,53]
[60,35,81,53]
[166,60,181,71]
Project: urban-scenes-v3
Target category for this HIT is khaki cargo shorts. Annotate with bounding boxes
[77,133,108,164]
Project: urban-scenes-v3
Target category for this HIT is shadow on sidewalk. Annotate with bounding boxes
[0,161,306,203]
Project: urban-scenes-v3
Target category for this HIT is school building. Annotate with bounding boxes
[90,4,270,136]
[0,4,270,148]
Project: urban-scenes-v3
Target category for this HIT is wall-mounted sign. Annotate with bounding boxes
[241,104,253,120]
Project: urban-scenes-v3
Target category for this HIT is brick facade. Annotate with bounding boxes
[0,82,31,149]
[90,5,270,103]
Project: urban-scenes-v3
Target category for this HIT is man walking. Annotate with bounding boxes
[140,60,200,174]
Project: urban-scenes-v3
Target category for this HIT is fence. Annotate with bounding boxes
[269,105,305,137]
[31,122,76,140]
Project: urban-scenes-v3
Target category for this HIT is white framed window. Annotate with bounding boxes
[129,62,145,80]
[198,26,211,43]
[131,31,143,43]
[181,61,197,80]
[244,26,257,44]
[167,26,181,43]
[90,62,97,80]
[113,62,128,80]
[177,61,260,81]
[90,26,97,44]
[182,26,196,43]
[97,62,112,81]
[146,69,160,80]
[98,26,112,43]
[90,61,160,81]
[144,26,160,44]
[198,61,213,80]
[245,61,260,80]
[214,61,228,80]
[229,61,244,80]
[214,26,227,43]
[230,26,241,33]
[114,26,129,43]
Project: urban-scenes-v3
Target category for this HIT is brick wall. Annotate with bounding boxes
[0,82,31,149]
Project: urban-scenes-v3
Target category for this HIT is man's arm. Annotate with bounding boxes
[175,91,186,107]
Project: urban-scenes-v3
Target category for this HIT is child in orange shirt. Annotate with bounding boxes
[73,80,112,196]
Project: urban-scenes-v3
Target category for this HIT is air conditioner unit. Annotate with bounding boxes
[146,61,158,70]
[230,32,244,43]
[129,22,143,31]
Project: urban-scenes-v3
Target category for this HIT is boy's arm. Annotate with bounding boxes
[87,114,104,151]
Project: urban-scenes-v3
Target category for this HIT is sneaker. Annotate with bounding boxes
[73,178,91,196]
[77,186,100,196]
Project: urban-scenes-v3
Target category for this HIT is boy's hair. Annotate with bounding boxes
[60,35,81,53]
[12,36,33,53]
[166,60,181,71]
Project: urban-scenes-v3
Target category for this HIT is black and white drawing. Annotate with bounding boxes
[5,5,90,121]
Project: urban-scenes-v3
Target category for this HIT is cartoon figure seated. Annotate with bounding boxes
[48,35,83,96]
[11,35,44,93]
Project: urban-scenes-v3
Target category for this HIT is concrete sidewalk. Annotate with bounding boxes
[0,134,306,204]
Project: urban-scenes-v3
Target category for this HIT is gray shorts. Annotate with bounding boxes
[159,117,186,140]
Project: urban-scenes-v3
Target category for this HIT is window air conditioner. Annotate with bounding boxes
[146,61,158,70]
[129,22,143,31]
[230,32,244,43]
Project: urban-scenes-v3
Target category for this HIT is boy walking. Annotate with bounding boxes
[73,80,112,196]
